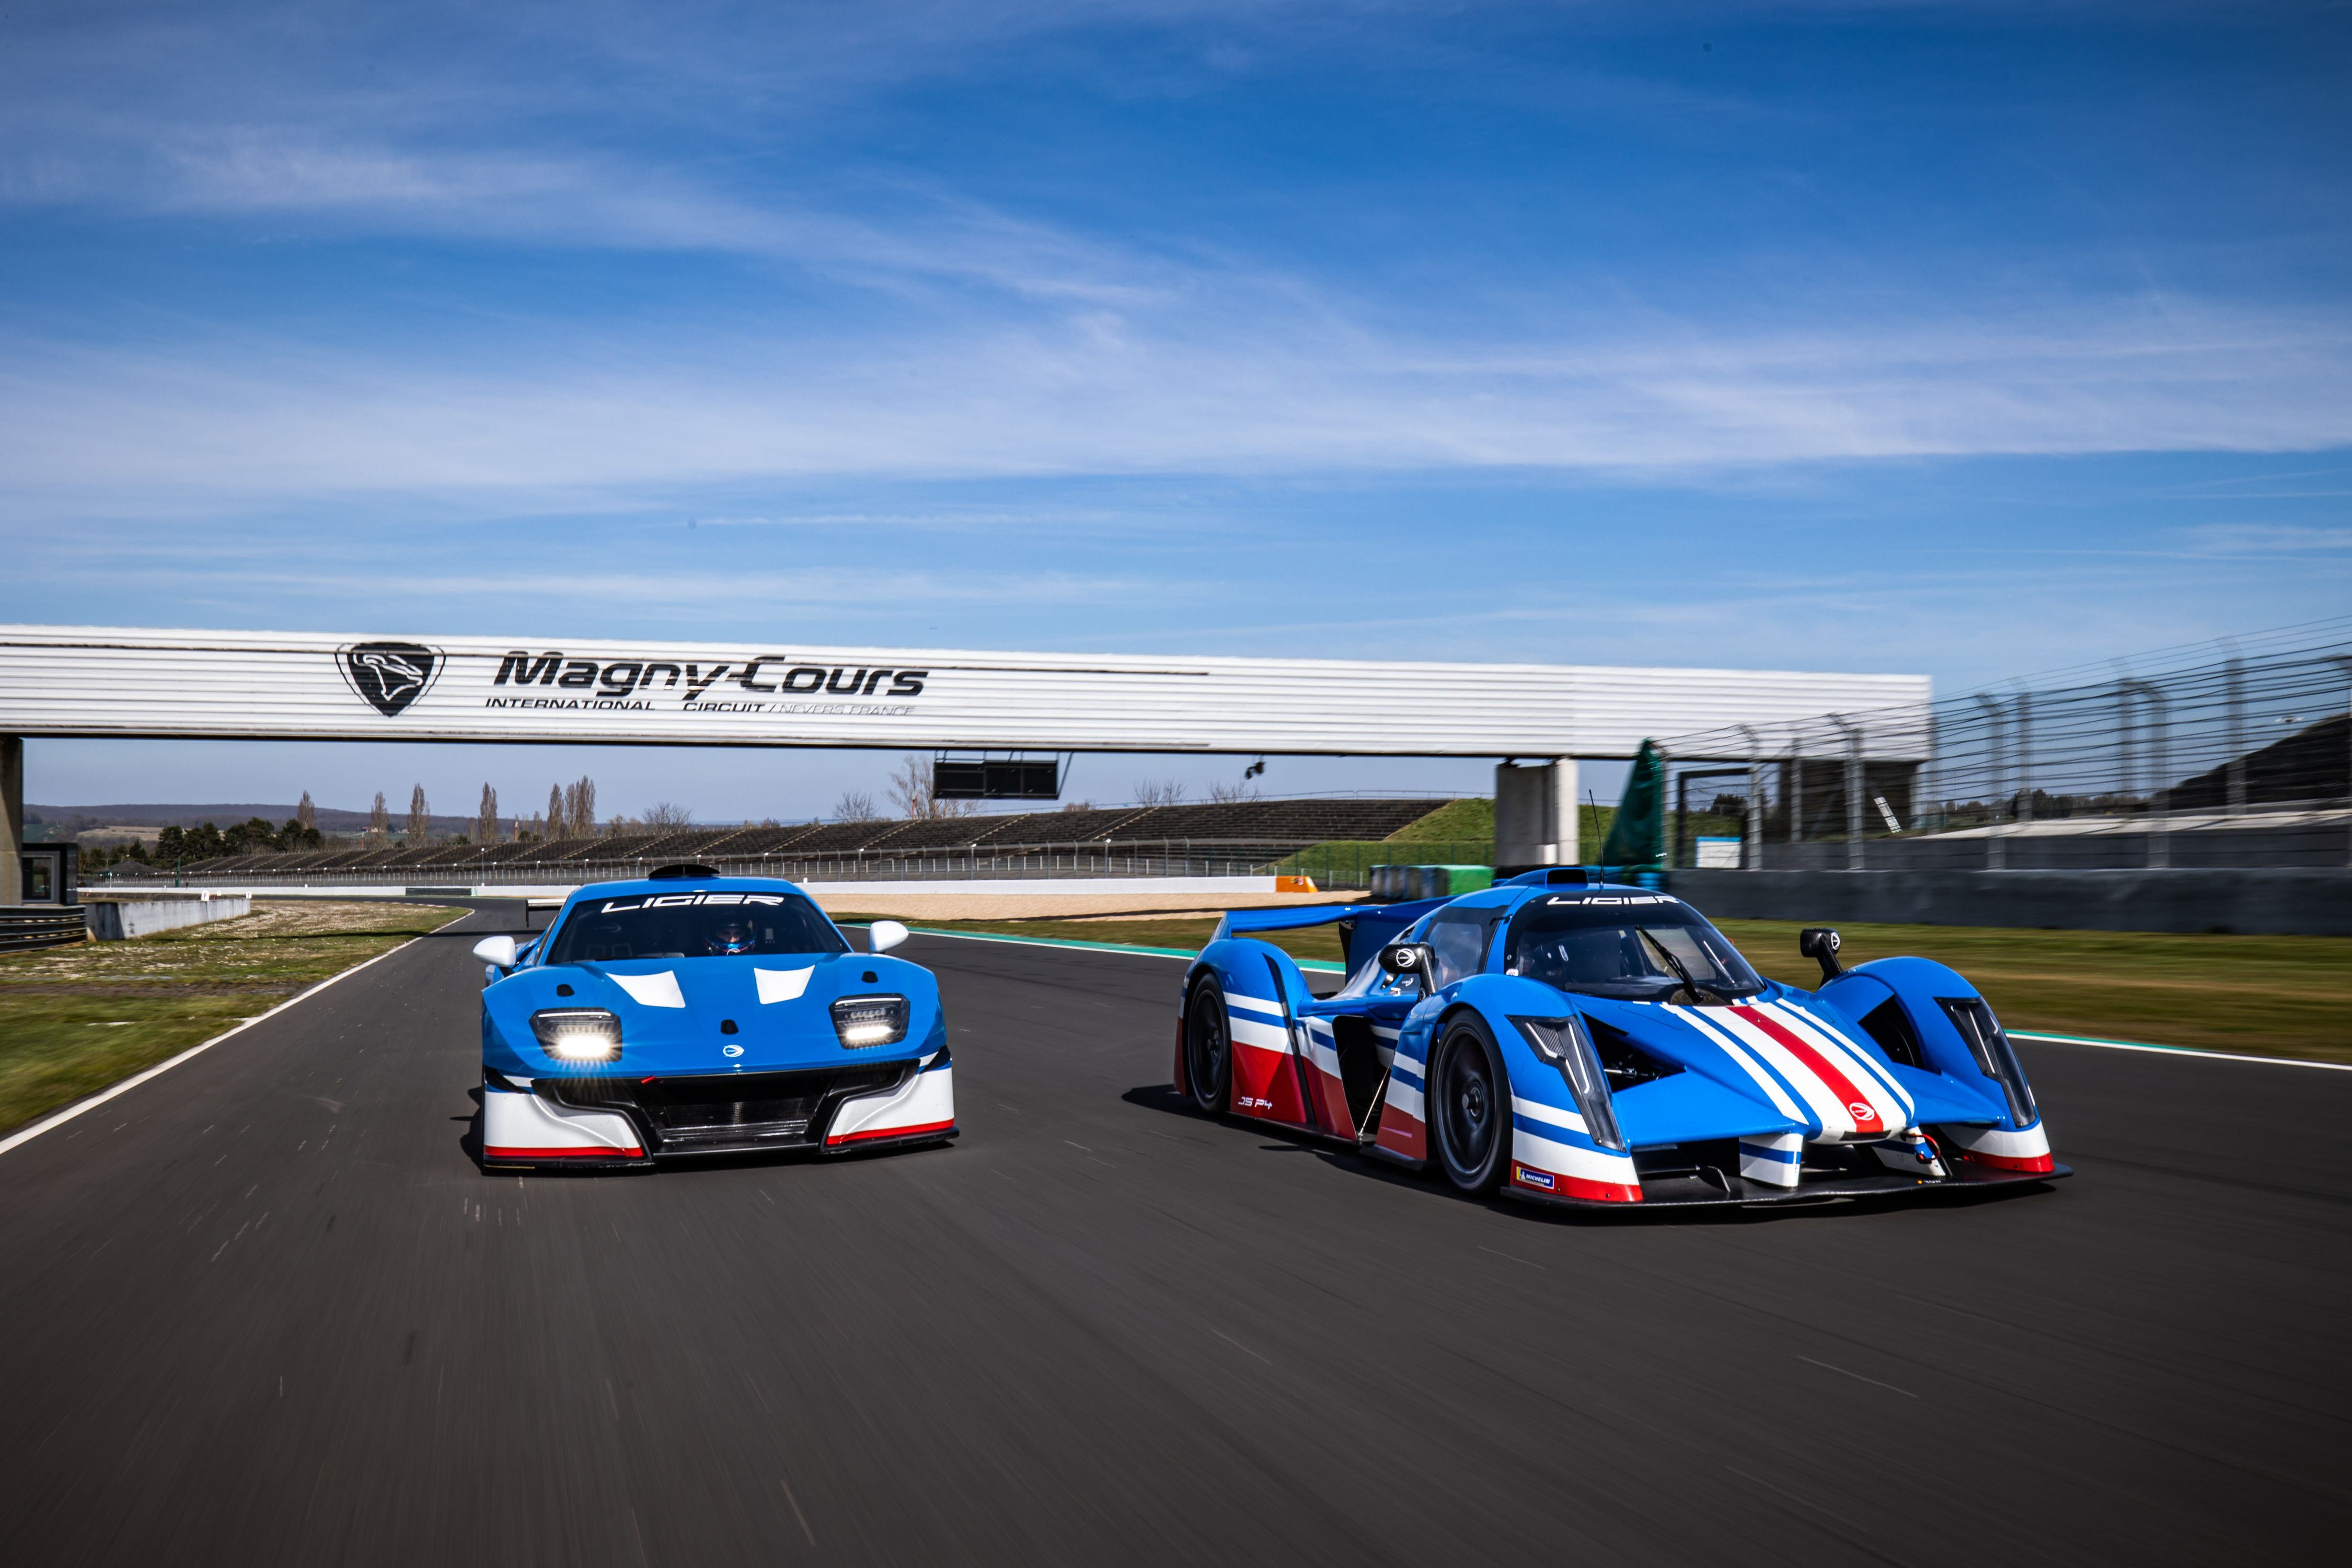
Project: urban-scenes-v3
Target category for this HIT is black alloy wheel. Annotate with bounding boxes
[1432,1016,1509,1193]
[1185,974,1233,1114]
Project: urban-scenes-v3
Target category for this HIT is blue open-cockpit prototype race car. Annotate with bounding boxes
[471,867,954,1169]
[1173,870,2066,1208]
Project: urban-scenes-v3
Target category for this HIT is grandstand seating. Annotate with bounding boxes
[149,797,1459,880]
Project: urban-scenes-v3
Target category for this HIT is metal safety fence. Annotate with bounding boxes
[1655,619,2352,871]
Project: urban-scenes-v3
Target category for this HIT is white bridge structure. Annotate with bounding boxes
[0,624,1930,903]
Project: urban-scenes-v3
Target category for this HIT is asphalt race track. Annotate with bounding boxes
[1,906,2344,1565]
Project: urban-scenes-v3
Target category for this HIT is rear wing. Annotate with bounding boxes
[1215,897,1449,976]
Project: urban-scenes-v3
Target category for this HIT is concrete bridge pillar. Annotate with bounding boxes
[1495,757,1581,873]
[1,735,21,906]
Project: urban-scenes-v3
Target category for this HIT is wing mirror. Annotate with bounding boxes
[1798,927,1844,984]
[1378,942,1437,988]
[868,920,910,954]
[473,935,520,973]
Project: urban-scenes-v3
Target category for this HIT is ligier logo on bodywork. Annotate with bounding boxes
[339,642,443,716]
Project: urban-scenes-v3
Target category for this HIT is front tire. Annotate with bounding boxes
[1185,974,1233,1114]
[1431,1015,1509,1194]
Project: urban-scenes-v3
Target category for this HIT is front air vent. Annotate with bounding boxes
[1586,1017,1683,1088]
[1858,998,1929,1070]
[549,1063,909,1152]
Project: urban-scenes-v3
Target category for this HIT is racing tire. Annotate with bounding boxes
[1431,1014,1509,1195]
[1185,974,1233,1115]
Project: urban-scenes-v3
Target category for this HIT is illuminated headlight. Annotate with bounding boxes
[831,994,909,1049]
[529,1007,623,1063]
[1513,1016,1625,1151]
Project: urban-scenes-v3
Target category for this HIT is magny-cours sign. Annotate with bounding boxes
[0,627,1931,757]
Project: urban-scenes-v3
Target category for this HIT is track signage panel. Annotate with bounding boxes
[0,626,1931,756]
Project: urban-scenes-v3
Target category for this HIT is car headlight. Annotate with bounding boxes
[831,994,909,1049]
[1513,1016,1625,1151]
[530,1007,623,1063]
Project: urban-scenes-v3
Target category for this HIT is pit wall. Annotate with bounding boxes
[85,895,252,940]
[1665,868,2352,937]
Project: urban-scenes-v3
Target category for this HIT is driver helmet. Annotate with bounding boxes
[705,918,757,956]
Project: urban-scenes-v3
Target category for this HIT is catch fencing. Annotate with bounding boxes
[1655,621,2352,871]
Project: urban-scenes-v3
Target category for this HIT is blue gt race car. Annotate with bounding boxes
[471,867,954,1170]
[1173,869,2066,1208]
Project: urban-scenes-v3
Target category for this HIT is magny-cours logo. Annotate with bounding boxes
[338,642,444,717]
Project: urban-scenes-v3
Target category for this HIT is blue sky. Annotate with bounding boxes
[4,2,2348,821]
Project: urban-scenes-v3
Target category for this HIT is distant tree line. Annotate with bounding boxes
[156,816,326,862]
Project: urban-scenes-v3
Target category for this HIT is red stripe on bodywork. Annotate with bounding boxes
[1958,1147,2055,1172]
[1376,1102,1426,1161]
[486,1145,643,1159]
[826,1118,955,1147]
[1513,1161,1642,1203]
[1311,1061,1355,1136]
[1732,1006,1885,1134]
[1231,1041,1308,1124]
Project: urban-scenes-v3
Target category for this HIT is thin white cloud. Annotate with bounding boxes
[0,285,2344,517]
[0,1,2343,514]
[2175,523,2352,555]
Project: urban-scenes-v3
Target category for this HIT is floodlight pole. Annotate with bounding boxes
[2331,657,2352,867]
[1973,696,2007,871]
[2016,689,2034,831]
[2119,679,2169,869]
[2225,643,2246,816]
[1829,713,1863,872]
[1738,724,1762,872]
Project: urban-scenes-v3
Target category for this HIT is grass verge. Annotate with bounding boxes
[0,901,462,1136]
[849,913,2348,1064]
[1713,920,2350,1065]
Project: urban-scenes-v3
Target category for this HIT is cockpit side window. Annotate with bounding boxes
[1426,908,1503,988]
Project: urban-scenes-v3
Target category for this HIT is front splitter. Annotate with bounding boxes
[1503,1160,2072,1212]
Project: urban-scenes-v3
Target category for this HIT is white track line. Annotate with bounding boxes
[2009,1030,2349,1072]
[902,931,2341,1071]
[0,927,446,1159]
[898,932,2343,1069]
[885,925,1349,972]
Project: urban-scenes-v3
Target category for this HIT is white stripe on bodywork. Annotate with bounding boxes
[1706,1007,1863,1137]
[484,1088,639,1153]
[754,966,813,1004]
[1228,1014,1292,1053]
[608,970,687,1009]
[1759,1000,1915,1123]
[1512,1122,1639,1189]
[1738,1131,1804,1187]
[1226,993,1286,1019]
[828,1064,955,1143]
[1671,1007,1809,1124]
[1939,1121,2050,1158]
[1511,1095,1588,1138]
[1300,1018,1345,1078]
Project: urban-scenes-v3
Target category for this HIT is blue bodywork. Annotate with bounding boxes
[480,875,948,1165]
[1173,871,2065,1208]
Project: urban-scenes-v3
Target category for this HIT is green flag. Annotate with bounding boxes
[1599,740,1665,868]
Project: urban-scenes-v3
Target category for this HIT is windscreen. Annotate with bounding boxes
[546,890,849,964]
[1504,895,1763,1002]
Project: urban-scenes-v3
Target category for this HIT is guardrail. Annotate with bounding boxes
[0,906,89,953]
